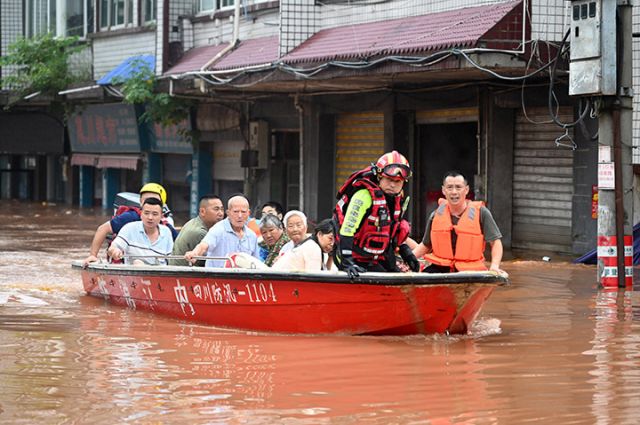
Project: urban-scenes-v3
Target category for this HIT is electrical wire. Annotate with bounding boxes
[548,28,591,129]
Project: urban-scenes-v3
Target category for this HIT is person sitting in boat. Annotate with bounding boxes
[272,218,336,272]
[412,171,506,275]
[184,194,260,268]
[168,194,225,267]
[334,150,421,278]
[278,210,310,256]
[83,183,178,267]
[260,201,285,221]
[258,214,290,267]
[107,197,174,265]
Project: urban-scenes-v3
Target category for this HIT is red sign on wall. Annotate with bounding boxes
[68,104,141,153]
[591,185,598,219]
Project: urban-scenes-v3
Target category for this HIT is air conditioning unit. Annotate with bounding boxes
[249,121,269,169]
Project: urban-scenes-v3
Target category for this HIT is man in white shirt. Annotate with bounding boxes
[108,198,174,265]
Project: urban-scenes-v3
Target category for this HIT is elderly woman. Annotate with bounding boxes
[258,214,290,266]
[273,219,336,272]
[278,210,309,256]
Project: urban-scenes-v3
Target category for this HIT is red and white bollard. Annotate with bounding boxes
[597,235,633,288]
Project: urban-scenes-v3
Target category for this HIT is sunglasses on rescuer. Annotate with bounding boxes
[379,163,412,180]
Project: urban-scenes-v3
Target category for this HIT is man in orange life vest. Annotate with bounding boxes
[334,151,421,278]
[412,171,506,275]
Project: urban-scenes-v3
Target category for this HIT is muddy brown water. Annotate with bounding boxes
[1,200,639,424]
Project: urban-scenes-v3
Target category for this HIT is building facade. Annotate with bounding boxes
[2,0,639,255]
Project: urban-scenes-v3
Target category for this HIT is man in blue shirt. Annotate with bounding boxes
[185,194,260,267]
[83,183,177,266]
[107,198,174,265]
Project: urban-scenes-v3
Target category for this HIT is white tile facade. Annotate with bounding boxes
[93,31,157,79]
[0,0,23,89]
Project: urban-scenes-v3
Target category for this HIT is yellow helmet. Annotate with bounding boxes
[140,183,167,205]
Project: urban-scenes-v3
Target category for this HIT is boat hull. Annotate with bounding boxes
[74,263,507,335]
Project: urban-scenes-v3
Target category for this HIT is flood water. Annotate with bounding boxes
[1,200,639,424]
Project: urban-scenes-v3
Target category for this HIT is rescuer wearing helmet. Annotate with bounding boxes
[412,171,506,275]
[333,151,420,278]
[83,182,177,266]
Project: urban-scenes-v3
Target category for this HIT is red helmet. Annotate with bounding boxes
[374,150,412,181]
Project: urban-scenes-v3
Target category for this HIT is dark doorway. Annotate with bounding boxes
[270,131,300,211]
[414,122,478,239]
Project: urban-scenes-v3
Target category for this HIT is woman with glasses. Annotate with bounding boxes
[169,195,225,266]
[333,151,421,277]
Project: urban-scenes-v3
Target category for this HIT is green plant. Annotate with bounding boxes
[0,33,83,100]
[116,60,195,131]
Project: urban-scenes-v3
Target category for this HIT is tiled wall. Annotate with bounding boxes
[280,0,317,56]
[191,7,279,48]
[633,5,640,164]
[0,0,23,89]
[93,31,157,79]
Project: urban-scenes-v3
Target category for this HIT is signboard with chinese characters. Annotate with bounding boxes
[598,162,615,189]
[147,120,193,154]
[68,104,141,153]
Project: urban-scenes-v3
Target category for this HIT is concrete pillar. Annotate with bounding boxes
[101,168,120,210]
[190,148,212,217]
[144,152,162,183]
[79,166,94,207]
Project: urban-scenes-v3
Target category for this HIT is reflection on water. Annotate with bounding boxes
[1,200,640,424]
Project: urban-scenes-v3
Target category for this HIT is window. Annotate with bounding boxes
[143,0,156,23]
[198,0,270,14]
[100,0,134,29]
[25,0,94,38]
[26,0,56,37]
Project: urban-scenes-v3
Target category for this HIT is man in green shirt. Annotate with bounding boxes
[169,195,224,266]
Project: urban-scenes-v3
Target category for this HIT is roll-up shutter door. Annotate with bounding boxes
[335,112,385,189]
[512,107,574,252]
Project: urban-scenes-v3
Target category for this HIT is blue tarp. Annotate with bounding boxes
[574,222,640,265]
[97,55,155,85]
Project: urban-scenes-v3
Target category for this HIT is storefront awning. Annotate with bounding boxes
[211,35,279,71]
[97,55,155,85]
[165,35,279,77]
[165,44,231,76]
[71,154,140,170]
[282,1,524,65]
[97,155,140,170]
[71,153,99,167]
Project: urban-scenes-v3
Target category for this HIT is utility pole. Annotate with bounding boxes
[569,0,634,289]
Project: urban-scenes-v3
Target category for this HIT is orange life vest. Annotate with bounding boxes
[424,199,487,271]
[247,218,261,236]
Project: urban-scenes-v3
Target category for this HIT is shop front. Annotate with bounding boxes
[68,103,144,209]
[0,112,65,202]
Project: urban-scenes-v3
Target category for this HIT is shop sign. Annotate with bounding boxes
[212,140,243,181]
[148,120,193,154]
[68,104,141,153]
[598,162,615,189]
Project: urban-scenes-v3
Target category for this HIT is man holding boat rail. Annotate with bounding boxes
[168,195,225,267]
[107,198,174,265]
[184,194,260,268]
[83,183,177,266]
[412,171,506,275]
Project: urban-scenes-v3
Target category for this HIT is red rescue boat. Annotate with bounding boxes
[72,261,508,335]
